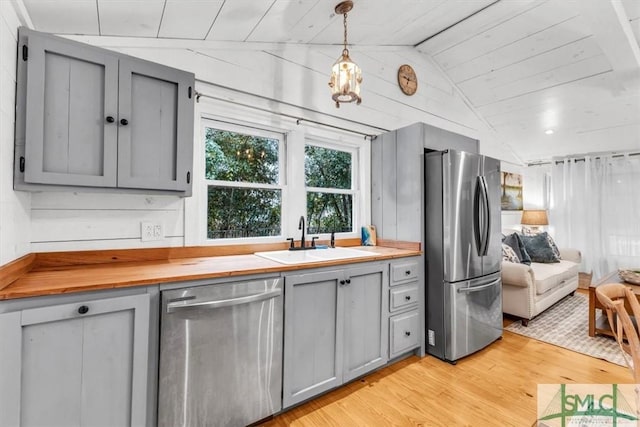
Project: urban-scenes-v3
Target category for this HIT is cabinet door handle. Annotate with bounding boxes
[339,280,346,285]
[77,305,89,315]
[405,331,411,337]
[120,118,129,126]
[106,116,115,123]
[405,295,411,301]
[345,279,351,284]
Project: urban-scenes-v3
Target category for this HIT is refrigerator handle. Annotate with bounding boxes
[480,176,491,256]
[473,176,483,257]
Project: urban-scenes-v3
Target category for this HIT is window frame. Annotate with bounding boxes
[201,118,287,244]
[188,96,370,246]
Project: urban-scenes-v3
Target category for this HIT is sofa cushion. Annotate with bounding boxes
[502,243,520,263]
[546,233,561,259]
[502,232,531,265]
[521,232,560,263]
[531,260,579,295]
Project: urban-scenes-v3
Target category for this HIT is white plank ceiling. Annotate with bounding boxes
[19,0,640,163]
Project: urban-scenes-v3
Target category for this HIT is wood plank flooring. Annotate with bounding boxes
[261,328,630,426]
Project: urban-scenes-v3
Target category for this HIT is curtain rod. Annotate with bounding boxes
[193,83,388,140]
[527,151,640,166]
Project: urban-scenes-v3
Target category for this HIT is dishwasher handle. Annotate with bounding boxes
[167,289,282,313]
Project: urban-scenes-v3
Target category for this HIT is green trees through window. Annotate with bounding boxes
[204,125,356,240]
[305,145,353,234]
[205,128,281,239]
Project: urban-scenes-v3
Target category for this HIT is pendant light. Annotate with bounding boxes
[328,1,362,108]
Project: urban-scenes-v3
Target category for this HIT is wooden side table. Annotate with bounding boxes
[589,270,640,337]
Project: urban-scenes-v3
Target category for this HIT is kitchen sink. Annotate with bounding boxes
[254,247,373,265]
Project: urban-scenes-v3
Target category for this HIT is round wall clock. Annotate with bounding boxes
[397,64,418,96]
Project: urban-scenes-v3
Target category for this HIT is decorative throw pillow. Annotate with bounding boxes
[545,232,561,259]
[502,232,532,265]
[520,232,561,263]
[502,243,520,263]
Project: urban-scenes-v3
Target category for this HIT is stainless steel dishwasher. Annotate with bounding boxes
[158,277,283,427]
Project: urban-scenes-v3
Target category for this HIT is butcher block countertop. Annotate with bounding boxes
[0,240,421,301]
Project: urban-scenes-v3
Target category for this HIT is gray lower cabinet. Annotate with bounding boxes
[0,293,150,427]
[282,263,388,408]
[15,27,194,195]
[388,257,422,359]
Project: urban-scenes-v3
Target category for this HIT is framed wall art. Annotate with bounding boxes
[501,172,523,210]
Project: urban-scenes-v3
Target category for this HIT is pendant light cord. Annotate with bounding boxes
[343,12,349,55]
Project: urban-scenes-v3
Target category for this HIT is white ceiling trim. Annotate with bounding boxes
[9,0,33,28]
[576,0,640,90]
[60,35,413,52]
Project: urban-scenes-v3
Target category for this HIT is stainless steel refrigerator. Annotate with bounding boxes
[424,149,503,362]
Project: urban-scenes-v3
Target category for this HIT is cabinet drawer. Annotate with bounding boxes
[389,282,418,312]
[389,310,419,357]
[391,261,419,285]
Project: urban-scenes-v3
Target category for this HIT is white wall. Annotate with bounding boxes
[0,3,30,265]
[0,3,524,264]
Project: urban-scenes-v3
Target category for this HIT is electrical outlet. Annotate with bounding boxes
[141,222,163,242]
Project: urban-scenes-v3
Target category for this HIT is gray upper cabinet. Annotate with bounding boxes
[282,262,388,408]
[15,28,195,195]
[117,57,193,192]
[0,293,150,427]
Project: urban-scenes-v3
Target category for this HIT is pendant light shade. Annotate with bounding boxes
[328,1,362,108]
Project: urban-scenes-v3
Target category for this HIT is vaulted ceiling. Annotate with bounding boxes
[17,0,640,164]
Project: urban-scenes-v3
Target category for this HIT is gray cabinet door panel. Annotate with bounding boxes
[81,309,135,426]
[342,264,388,382]
[283,271,344,408]
[25,32,118,187]
[0,312,22,427]
[21,316,84,426]
[118,58,193,192]
[0,293,149,427]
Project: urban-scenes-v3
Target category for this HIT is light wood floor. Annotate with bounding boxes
[262,307,629,426]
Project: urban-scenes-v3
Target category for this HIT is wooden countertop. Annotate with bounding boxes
[0,244,421,301]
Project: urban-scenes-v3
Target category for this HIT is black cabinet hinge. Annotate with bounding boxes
[19,156,25,172]
[188,86,192,99]
[22,45,28,61]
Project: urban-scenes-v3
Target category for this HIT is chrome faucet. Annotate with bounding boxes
[298,216,306,249]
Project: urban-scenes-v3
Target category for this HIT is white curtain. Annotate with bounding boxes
[551,154,640,279]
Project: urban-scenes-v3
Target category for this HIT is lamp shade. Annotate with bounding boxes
[521,209,549,226]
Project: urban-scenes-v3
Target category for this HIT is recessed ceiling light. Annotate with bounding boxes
[544,129,554,135]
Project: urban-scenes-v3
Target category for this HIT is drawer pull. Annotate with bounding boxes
[405,270,411,275]
[405,295,411,301]
[77,305,89,315]
[405,331,411,336]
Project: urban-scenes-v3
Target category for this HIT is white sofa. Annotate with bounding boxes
[501,247,582,325]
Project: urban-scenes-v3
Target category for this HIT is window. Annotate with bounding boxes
[204,122,284,239]
[305,143,355,234]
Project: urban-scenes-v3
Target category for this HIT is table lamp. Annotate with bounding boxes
[521,209,548,234]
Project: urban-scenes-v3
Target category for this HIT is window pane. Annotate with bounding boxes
[205,128,279,184]
[307,192,353,234]
[208,186,281,239]
[305,145,351,189]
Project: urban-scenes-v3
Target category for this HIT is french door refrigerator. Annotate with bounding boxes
[424,149,503,362]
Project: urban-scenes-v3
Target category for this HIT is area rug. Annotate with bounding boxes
[504,293,627,366]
